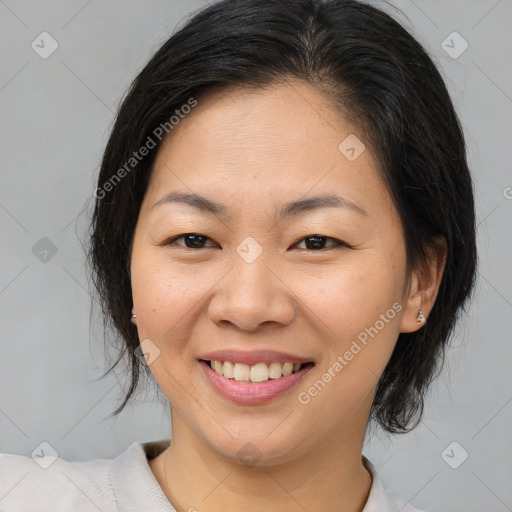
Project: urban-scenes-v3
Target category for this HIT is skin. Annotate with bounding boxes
[129,79,447,512]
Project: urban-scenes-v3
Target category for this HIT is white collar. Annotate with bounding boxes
[110,441,425,512]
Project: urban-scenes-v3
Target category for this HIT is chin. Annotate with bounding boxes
[204,428,307,468]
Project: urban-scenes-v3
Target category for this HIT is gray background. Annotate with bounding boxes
[1,1,511,511]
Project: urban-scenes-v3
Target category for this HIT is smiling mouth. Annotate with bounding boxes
[199,359,315,383]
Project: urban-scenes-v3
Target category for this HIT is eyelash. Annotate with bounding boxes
[164,233,351,251]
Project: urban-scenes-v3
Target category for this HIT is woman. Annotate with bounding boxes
[0,0,477,510]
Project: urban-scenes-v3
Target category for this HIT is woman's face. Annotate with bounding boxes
[130,80,417,464]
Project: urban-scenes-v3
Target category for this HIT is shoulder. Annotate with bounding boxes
[362,457,429,512]
[0,441,172,512]
[0,446,116,512]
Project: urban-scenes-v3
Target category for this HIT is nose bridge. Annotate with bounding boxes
[208,235,295,329]
[234,236,272,292]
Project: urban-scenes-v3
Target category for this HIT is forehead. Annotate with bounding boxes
[144,80,390,218]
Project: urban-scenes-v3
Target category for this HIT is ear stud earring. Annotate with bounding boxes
[416,309,425,323]
[131,308,137,321]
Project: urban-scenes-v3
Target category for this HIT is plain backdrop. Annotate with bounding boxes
[1,1,511,511]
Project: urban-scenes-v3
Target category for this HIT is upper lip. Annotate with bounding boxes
[199,350,313,366]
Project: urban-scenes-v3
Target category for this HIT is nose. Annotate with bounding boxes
[207,248,296,332]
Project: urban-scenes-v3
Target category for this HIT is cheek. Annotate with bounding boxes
[294,261,404,425]
[131,254,218,352]
[296,254,406,404]
[296,256,402,337]
[130,259,209,396]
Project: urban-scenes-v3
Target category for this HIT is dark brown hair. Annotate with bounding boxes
[87,0,477,433]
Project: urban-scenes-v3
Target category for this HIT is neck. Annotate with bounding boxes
[150,413,372,512]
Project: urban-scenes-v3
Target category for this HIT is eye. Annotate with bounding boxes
[164,233,349,251]
[165,233,217,249]
[292,235,348,251]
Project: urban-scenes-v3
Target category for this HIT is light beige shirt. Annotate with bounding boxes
[0,440,426,511]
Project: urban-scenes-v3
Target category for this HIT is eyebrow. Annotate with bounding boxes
[151,191,368,220]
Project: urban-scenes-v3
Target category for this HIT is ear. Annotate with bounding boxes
[400,236,447,333]
[130,307,137,326]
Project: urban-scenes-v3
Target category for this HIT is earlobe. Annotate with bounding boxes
[399,237,447,334]
[399,271,424,333]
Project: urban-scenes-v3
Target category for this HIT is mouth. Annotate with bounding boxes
[198,357,315,405]
[200,359,314,383]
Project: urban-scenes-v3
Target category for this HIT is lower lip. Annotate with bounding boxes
[199,360,314,405]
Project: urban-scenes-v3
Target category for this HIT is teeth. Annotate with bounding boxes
[223,361,234,379]
[213,360,224,375]
[234,363,250,381]
[209,360,304,382]
[281,362,293,376]
[268,362,282,379]
[250,363,268,383]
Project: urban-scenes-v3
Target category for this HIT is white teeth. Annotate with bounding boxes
[209,360,304,382]
[234,363,250,381]
[250,363,268,383]
[268,362,282,379]
[213,360,224,375]
[281,362,293,376]
[223,361,234,379]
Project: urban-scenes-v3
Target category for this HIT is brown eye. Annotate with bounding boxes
[167,233,216,249]
[293,235,348,251]
[164,233,349,251]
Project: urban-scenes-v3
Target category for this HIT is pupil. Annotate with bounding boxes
[306,236,325,250]
[185,234,206,248]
